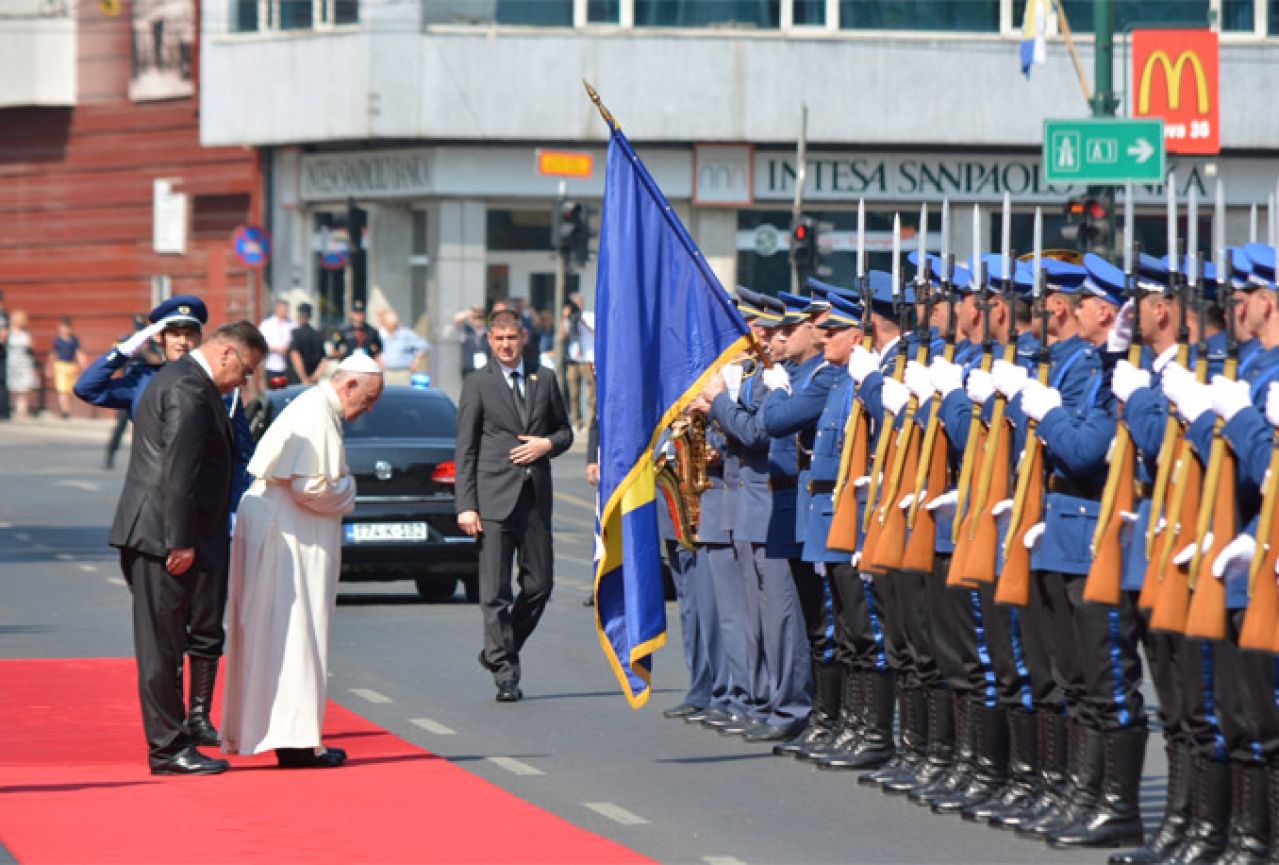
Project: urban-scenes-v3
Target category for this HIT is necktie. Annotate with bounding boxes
[511,370,527,424]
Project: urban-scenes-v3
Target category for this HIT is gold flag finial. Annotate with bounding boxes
[583,80,619,132]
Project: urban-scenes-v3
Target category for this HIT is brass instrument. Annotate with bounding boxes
[655,414,714,550]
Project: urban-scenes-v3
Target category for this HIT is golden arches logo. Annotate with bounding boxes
[1138,50,1210,115]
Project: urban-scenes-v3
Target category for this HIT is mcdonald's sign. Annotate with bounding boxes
[1132,29,1219,155]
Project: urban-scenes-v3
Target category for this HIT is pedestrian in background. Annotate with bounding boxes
[258,297,296,389]
[47,316,87,420]
[287,302,326,385]
[379,308,430,385]
[5,309,36,419]
[0,294,10,420]
[340,299,382,360]
[560,293,595,433]
[455,304,488,376]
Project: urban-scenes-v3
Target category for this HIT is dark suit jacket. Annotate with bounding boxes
[455,360,573,522]
[109,355,234,572]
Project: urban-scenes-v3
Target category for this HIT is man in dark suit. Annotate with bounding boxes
[456,309,573,702]
[109,320,267,775]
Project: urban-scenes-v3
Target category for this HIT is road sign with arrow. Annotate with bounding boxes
[1042,118,1165,184]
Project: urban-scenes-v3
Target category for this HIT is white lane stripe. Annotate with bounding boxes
[55,480,101,493]
[14,532,30,542]
[106,577,126,586]
[56,553,74,561]
[583,802,648,826]
[487,756,544,776]
[79,564,97,572]
[410,717,456,735]
[350,688,392,704]
[556,579,591,591]
[702,858,748,865]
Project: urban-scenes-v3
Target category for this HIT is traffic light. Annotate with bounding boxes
[791,216,818,272]
[1061,194,1111,256]
[552,199,589,266]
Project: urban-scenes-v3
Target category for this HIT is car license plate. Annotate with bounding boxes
[345,522,429,543]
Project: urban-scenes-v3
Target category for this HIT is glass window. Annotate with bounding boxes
[343,392,457,438]
[1013,1,1251,32]
[233,0,258,31]
[634,0,780,28]
[736,208,941,296]
[793,0,825,24]
[487,208,552,251]
[841,0,998,31]
[423,0,571,25]
[335,0,359,24]
[588,0,620,22]
[280,0,313,29]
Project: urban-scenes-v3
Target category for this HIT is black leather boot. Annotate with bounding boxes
[187,656,221,748]
[1108,741,1192,864]
[910,693,972,806]
[901,687,955,797]
[931,703,1009,814]
[881,686,932,794]
[815,668,865,769]
[1018,717,1100,838]
[997,709,1068,831]
[797,663,850,762]
[1050,725,1147,849]
[1217,761,1270,865]
[964,708,1038,823]
[775,661,841,758]
[825,669,894,770]
[1164,756,1230,865]
[1266,760,1279,865]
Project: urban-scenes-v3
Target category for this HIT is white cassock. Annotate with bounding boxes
[221,382,356,755]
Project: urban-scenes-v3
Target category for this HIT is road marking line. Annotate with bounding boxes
[55,480,101,493]
[557,579,591,591]
[554,513,596,530]
[56,553,74,561]
[79,564,97,572]
[106,577,126,586]
[14,532,30,542]
[553,532,588,545]
[702,857,748,865]
[487,756,544,776]
[583,802,649,826]
[410,717,456,735]
[350,688,392,704]
[555,491,596,512]
[557,553,595,568]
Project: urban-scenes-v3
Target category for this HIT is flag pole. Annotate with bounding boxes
[1050,0,1094,105]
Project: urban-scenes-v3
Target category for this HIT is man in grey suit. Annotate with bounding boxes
[456,309,573,702]
[109,320,267,774]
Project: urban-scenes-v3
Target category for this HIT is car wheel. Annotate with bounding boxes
[415,578,457,603]
[462,574,480,604]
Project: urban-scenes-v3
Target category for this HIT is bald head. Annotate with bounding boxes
[331,371,384,421]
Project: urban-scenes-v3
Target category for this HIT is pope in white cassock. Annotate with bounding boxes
[221,353,384,768]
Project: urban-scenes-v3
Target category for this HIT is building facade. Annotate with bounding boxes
[199,0,1279,397]
[0,0,259,412]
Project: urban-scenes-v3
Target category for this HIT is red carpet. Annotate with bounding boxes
[0,659,654,865]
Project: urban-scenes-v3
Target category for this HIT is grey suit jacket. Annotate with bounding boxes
[455,360,573,522]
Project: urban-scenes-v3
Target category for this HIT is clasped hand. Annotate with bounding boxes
[510,435,552,466]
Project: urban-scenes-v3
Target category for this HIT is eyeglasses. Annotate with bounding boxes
[229,345,257,378]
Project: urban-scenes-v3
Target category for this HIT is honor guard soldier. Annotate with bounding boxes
[702,289,814,742]
[760,288,846,758]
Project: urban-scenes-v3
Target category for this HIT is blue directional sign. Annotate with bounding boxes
[232,224,271,269]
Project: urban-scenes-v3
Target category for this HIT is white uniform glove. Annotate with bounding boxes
[925,490,959,520]
[1173,379,1212,424]
[881,378,910,416]
[1210,375,1252,423]
[1111,360,1152,404]
[992,359,1030,399]
[904,361,935,404]
[1159,362,1193,405]
[721,363,745,403]
[1172,533,1214,567]
[966,368,996,407]
[761,364,791,395]
[1020,381,1063,423]
[1268,382,1279,429]
[991,499,1013,518]
[898,492,917,511]
[117,320,167,357]
[847,346,881,386]
[1106,300,1135,353]
[853,475,872,489]
[929,357,964,398]
[1023,522,1046,551]
[1212,534,1256,580]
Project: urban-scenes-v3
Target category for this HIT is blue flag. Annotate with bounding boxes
[593,123,752,708]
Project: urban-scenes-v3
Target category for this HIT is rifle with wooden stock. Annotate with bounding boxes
[1240,437,1279,650]
[1084,186,1141,606]
[827,199,872,553]
[996,208,1047,607]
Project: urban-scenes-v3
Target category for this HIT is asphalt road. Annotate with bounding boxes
[0,415,1158,864]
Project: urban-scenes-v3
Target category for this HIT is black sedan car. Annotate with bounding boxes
[249,383,478,602]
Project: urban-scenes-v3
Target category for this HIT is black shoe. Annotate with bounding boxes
[663,703,701,719]
[275,747,346,768]
[744,723,793,743]
[718,718,764,737]
[323,746,347,761]
[496,684,523,703]
[150,746,230,776]
[684,708,716,724]
[582,595,594,607]
[701,710,743,729]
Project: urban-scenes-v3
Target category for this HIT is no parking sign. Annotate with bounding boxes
[232,225,271,269]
